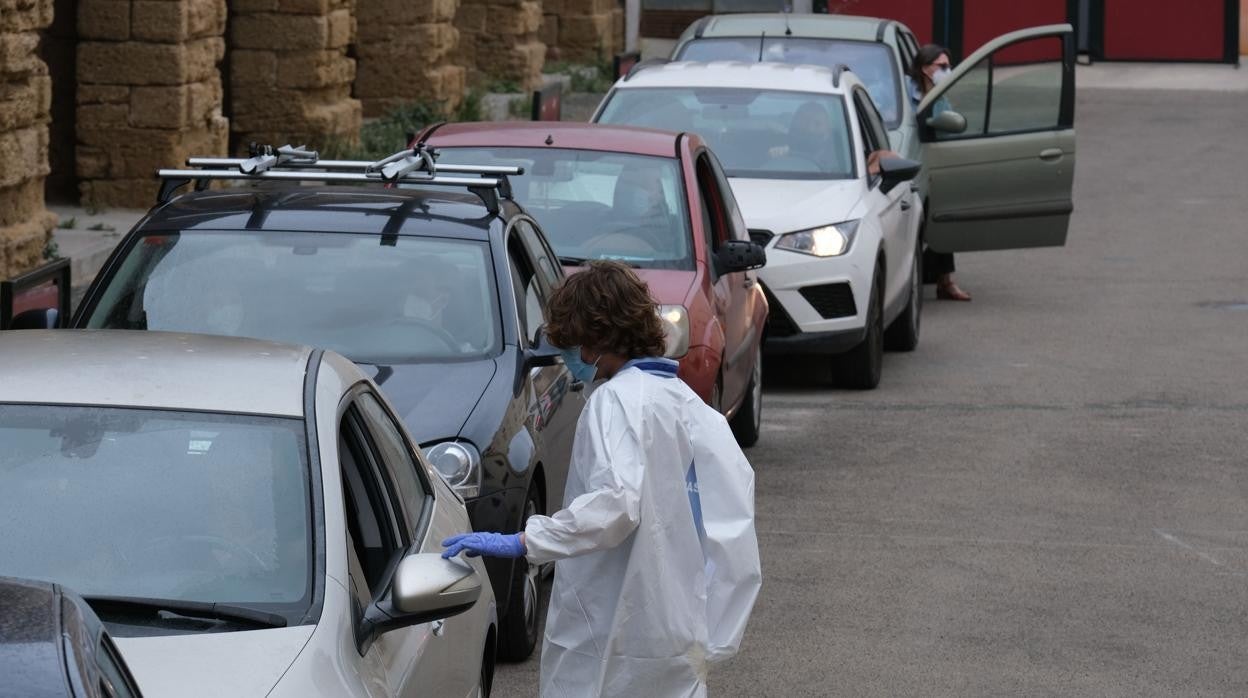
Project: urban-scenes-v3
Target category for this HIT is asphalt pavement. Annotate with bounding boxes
[495,82,1248,694]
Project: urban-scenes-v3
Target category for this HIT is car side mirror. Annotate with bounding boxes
[7,307,59,330]
[717,240,766,273]
[524,327,561,369]
[878,157,922,194]
[357,553,483,653]
[926,110,967,134]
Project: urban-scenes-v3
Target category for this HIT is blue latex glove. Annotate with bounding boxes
[441,532,526,559]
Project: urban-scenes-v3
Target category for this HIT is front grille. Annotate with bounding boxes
[760,282,798,337]
[799,283,857,319]
[749,229,774,246]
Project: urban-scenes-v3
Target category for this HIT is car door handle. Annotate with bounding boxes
[432,620,446,637]
[1038,148,1063,161]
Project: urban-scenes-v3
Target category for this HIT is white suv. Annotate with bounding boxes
[595,61,923,388]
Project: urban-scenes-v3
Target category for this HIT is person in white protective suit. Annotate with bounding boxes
[442,260,762,698]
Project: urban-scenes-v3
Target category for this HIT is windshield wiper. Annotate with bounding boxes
[84,595,288,629]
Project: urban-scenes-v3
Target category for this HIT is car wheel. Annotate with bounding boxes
[835,267,884,390]
[729,342,763,447]
[884,237,922,352]
[478,635,496,697]
[497,482,543,661]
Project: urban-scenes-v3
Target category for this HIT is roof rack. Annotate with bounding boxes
[831,63,852,88]
[155,143,525,214]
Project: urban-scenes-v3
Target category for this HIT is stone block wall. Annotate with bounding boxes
[455,0,545,91]
[74,0,229,208]
[355,0,465,118]
[541,0,623,62]
[229,0,361,151]
[1,0,57,278]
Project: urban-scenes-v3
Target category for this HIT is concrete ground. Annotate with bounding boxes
[493,74,1248,694]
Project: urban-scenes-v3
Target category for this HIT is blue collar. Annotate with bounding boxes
[621,357,679,378]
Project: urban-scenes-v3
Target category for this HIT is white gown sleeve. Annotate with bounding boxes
[523,390,644,566]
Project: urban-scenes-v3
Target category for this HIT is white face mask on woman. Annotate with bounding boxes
[930,67,952,86]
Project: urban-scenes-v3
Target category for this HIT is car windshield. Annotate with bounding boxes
[598,88,855,180]
[0,404,311,622]
[676,37,902,127]
[84,232,501,364]
[436,148,693,270]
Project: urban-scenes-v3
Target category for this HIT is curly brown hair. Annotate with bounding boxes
[545,260,667,359]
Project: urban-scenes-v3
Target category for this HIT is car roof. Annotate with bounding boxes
[140,186,514,237]
[687,12,892,42]
[0,577,68,697]
[0,331,315,417]
[425,122,685,158]
[616,60,856,96]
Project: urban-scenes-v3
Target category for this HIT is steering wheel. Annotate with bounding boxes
[585,226,665,253]
[395,318,461,353]
[772,154,823,172]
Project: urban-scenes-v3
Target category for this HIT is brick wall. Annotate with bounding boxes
[355,0,465,118]
[0,0,57,278]
[75,0,229,208]
[229,0,361,151]
[455,0,545,91]
[541,0,623,62]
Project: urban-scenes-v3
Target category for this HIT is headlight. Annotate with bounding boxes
[657,304,689,358]
[775,220,860,257]
[424,441,481,498]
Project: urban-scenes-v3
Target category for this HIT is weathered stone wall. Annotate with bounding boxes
[75,0,229,208]
[1,0,57,278]
[541,0,623,62]
[229,0,361,151]
[455,0,545,91]
[355,0,465,118]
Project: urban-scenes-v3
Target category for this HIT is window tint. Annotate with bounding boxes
[705,151,749,242]
[695,156,728,251]
[85,232,501,363]
[355,392,428,533]
[339,411,402,596]
[600,88,855,181]
[508,234,545,345]
[516,220,561,297]
[929,36,1064,139]
[435,148,694,271]
[676,37,902,126]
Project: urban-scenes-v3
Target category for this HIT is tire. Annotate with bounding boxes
[478,633,496,697]
[496,482,543,661]
[835,268,884,390]
[884,238,922,352]
[729,343,763,448]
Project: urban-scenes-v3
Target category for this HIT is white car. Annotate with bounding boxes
[595,61,924,388]
[0,331,497,697]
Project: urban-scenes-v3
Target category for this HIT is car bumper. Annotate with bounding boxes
[757,243,874,354]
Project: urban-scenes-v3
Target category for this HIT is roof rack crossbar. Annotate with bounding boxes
[831,63,851,88]
[187,157,522,176]
[156,169,506,188]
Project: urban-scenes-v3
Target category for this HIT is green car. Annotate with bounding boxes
[671,13,1076,253]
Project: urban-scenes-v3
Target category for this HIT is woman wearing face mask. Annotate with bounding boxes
[908,43,971,301]
[441,260,761,698]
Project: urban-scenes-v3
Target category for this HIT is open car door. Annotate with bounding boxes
[918,24,1075,253]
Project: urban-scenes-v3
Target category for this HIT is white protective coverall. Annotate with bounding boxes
[524,357,762,698]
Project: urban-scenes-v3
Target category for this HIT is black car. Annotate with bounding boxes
[62,150,584,660]
[0,576,143,697]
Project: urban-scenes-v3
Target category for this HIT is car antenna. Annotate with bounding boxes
[758,30,765,61]
[783,2,793,35]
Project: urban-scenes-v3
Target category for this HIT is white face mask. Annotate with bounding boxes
[931,67,952,86]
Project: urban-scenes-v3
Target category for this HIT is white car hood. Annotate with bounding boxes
[729,178,863,235]
[116,626,315,696]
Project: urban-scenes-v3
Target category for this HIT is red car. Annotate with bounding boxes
[417,123,769,446]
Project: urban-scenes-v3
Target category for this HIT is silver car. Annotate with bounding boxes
[0,331,497,697]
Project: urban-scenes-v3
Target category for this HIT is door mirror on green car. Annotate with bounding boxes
[878,158,922,194]
[927,110,968,134]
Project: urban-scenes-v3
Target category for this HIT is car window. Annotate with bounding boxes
[675,37,902,127]
[96,636,138,698]
[853,87,889,173]
[508,233,545,346]
[0,405,312,622]
[354,392,429,536]
[928,35,1064,140]
[436,148,694,271]
[599,87,855,181]
[705,150,749,242]
[695,154,729,251]
[339,409,404,597]
[516,220,561,298]
[84,232,502,364]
